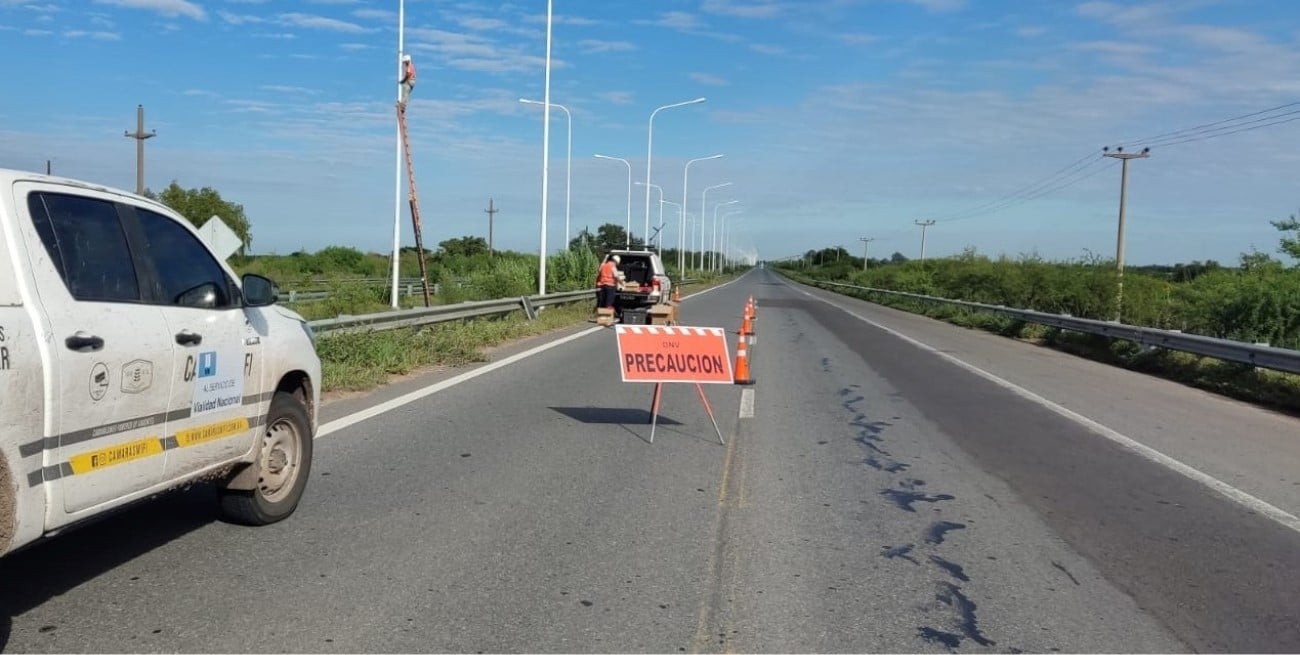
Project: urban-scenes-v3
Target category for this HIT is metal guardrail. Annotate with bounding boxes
[305,290,595,335]
[809,280,1300,376]
[303,278,704,336]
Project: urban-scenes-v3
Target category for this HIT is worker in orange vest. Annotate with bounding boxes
[596,254,621,313]
[399,54,416,109]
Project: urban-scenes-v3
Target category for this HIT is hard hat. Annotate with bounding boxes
[612,255,621,263]
[402,54,412,62]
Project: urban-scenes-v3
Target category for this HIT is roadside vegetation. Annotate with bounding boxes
[775,216,1300,413]
[144,181,743,394]
[226,226,736,393]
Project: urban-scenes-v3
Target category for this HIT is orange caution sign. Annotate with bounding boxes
[615,325,733,384]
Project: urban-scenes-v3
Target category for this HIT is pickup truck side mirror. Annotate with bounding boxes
[242,273,278,307]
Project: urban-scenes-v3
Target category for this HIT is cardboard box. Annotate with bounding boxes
[648,304,674,325]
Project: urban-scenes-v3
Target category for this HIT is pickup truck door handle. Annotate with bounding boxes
[175,330,203,346]
[65,332,104,352]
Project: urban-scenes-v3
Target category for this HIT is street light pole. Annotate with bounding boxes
[389,0,406,308]
[535,0,554,295]
[594,154,632,247]
[711,198,738,271]
[704,187,734,270]
[681,153,723,272]
[1103,145,1150,322]
[635,182,665,253]
[859,237,875,271]
[644,97,706,269]
[721,209,743,270]
[520,98,572,245]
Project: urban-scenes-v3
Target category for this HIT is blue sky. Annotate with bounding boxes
[3,0,1300,266]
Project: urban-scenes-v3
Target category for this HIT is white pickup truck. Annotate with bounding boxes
[0,169,321,557]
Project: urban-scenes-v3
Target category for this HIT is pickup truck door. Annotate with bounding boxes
[16,187,173,518]
[128,207,262,480]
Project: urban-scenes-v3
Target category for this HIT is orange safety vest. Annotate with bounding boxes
[597,260,617,287]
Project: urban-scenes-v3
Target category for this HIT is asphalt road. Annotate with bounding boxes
[2,268,1298,653]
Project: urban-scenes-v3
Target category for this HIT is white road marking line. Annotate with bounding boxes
[739,388,755,419]
[316,274,749,439]
[790,281,1300,535]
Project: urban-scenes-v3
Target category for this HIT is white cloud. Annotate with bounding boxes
[254,32,297,39]
[454,16,507,31]
[64,29,122,40]
[340,42,370,51]
[1072,40,1157,57]
[1016,25,1047,38]
[835,32,878,46]
[523,13,601,26]
[23,28,50,35]
[578,39,635,54]
[750,43,786,55]
[646,11,705,31]
[93,0,206,20]
[218,10,263,24]
[907,0,967,11]
[352,8,394,21]
[701,0,784,18]
[596,91,634,105]
[277,12,368,33]
[261,85,320,95]
[690,72,729,86]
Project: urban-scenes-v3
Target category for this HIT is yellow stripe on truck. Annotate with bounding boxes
[68,437,165,474]
[175,417,250,448]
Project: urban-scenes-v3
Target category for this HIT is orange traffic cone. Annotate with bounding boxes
[739,312,753,336]
[748,295,757,319]
[673,286,681,303]
[733,337,754,385]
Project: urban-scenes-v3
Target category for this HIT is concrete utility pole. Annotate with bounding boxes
[123,104,156,195]
[1103,146,1150,322]
[914,220,936,262]
[485,198,498,258]
[859,237,875,270]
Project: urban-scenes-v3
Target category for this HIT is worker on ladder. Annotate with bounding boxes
[399,54,416,110]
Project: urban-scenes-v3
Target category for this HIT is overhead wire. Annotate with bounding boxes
[929,99,1300,226]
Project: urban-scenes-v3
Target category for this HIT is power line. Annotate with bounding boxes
[1140,109,1300,149]
[1118,100,1300,148]
[941,157,1115,224]
[930,99,1300,226]
[933,149,1102,222]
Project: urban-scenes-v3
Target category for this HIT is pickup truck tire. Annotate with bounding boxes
[218,391,313,525]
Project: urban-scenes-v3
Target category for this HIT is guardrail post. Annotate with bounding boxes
[289,289,297,302]
[521,296,537,321]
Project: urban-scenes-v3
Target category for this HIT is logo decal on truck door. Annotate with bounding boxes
[191,350,244,417]
[89,362,109,401]
[120,359,153,393]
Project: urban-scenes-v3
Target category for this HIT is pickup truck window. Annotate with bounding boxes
[27,192,141,303]
[134,208,238,310]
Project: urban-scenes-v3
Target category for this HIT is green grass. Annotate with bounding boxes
[783,270,1300,415]
[313,275,737,393]
[315,301,594,392]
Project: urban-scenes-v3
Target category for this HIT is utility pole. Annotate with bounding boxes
[485,197,498,258]
[859,237,875,271]
[45,160,51,175]
[914,219,936,262]
[1103,146,1150,322]
[123,104,156,195]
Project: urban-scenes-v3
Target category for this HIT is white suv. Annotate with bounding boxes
[0,169,321,557]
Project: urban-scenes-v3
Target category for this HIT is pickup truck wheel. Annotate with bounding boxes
[218,391,313,525]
